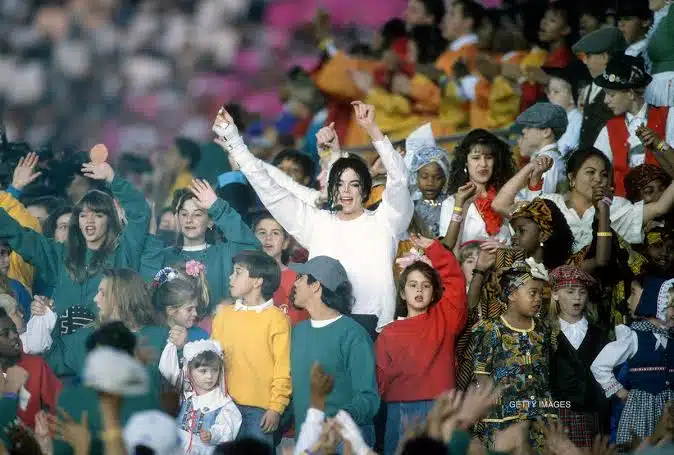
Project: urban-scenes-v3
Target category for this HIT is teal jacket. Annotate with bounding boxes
[0,175,150,316]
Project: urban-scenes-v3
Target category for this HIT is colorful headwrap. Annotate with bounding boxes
[624,164,671,203]
[407,146,452,200]
[549,265,597,291]
[500,258,549,298]
[510,198,554,238]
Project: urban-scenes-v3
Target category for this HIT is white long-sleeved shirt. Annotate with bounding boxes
[590,324,669,398]
[558,108,582,155]
[228,135,414,330]
[517,144,565,200]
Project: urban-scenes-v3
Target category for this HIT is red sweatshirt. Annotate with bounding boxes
[273,268,310,326]
[375,241,467,402]
[16,354,62,428]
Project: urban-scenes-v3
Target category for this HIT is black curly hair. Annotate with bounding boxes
[446,129,516,195]
[326,156,372,211]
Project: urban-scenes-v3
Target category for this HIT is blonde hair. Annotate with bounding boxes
[102,269,156,328]
[548,290,598,351]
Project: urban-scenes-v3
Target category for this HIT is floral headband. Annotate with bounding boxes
[152,261,205,287]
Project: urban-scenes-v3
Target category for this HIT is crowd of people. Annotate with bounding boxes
[3,0,674,454]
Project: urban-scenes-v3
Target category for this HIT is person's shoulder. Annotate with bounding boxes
[267,305,292,325]
[340,316,374,341]
[472,318,499,334]
[188,326,209,341]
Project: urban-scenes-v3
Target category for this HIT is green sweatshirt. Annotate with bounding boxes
[290,316,380,429]
[144,198,260,313]
[0,396,18,446]
[0,175,150,316]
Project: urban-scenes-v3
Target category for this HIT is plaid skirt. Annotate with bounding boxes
[558,408,600,448]
[617,389,674,447]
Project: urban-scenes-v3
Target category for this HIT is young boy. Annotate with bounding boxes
[272,149,316,188]
[514,102,568,196]
[212,250,291,446]
[617,3,653,58]
[544,64,586,154]
[593,54,674,196]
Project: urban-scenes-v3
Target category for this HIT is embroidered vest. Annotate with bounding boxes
[627,329,674,394]
[606,106,669,196]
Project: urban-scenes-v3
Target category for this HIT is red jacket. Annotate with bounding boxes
[16,354,62,428]
[375,241,467,402]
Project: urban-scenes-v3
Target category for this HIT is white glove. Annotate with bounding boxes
[335,410,370,455]
[212,109,242,146]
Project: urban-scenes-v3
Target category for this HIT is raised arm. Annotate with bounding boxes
[491,157,551,216]
[441,183,477,250]
[349,102,413,237]
[213,111,322,248]
[581,188,612,273]
[643,178,674,224]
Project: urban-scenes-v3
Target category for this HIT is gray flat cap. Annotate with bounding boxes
[515,102,568,136]
[572,26,627,54]
[289,256,349,292]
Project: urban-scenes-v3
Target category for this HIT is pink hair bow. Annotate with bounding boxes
[185,260,205,277]
[395,248,433,271]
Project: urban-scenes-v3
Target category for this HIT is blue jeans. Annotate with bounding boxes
[384,400,434,455]
[236,404,274,448]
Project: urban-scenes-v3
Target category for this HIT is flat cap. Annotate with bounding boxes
[515,103,568,135]
[572,26,627,54]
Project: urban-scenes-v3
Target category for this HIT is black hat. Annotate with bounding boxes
[594,54,653,90]
[616,2,652,20]
[543,60,591,105]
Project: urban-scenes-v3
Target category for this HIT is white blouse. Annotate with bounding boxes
[539,193,644,252]
[559,317,588,350]
[438,195,512,246]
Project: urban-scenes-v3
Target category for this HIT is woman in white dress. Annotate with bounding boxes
[213,102,414,330]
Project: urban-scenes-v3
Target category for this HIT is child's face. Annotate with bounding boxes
[579,13,601,37]
[646,238,674,271]
[539,9,570,43]
[229,264,256,299]
[190,365,219,393]
[402,270,435,314]
[510,217,542,256]
[0,245,10,276]
[277,158,310,186]
[55,213,72,243]
[628,280,644,314]
[167,301,198,328]
[554,285,589,320]
[508,279,544,318]
[618,17,648,44]
[519,127,548,157]
[78,206,109,248]
[584,53,610,78]
[460,249,479,284]
[255,218,289,263]
[417,162,446,201]
[178,198,212,243]
[546,78,574,110]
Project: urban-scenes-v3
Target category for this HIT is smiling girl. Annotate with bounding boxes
[162,179,260,315]
[217,102,414,330]
[375,235,466,455]
[0,158,150,318]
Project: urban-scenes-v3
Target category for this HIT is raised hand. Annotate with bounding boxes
[636,125,663,149]
[316,122,340,154]
[587,434,616,455]
[310,362,334,404]
[53,409,91,455]
[457,382,501,429]
[188,179,218,210]
[540,418,581,455]
[12,153,42,190]
[493,421,529,454]
[30,295,53,317]
[81,162,115,183]
[410,233,435,250]
[212,108,240,141]
[455,182,478,207]
[351,101,383,142]
[425,389,464,443]
[529,155,554,186]
[592,185,613,212]
[200,429,212,444]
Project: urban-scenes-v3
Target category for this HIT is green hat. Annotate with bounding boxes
[514,102,568,138]
[572,26,627,54]
[594,54,652,90]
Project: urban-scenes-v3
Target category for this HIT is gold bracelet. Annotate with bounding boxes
[657,141,669,153]
[597,232,613,237]
[453,206,463,213]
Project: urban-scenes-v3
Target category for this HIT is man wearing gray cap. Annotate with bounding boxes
[572,27,628,149]
[288,255,380,447]
[515,102,568,196]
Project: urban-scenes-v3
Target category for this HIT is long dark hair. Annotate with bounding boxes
[394,262,443,319]
[565,147,612,184]
[66,190,123,282]
[446,129,515,195]
[171,188,217,249]
[326,157,372,211]
[44,203,72,239]
[540,199,574,269]
[307,275,354,315]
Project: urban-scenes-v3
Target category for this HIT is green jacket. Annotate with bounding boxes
[0,175,150,316]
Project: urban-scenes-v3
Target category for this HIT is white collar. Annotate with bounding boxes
[190,387,230,410]
[626,103,648,124]
[233,299,274,313]
[535,143,560,157]
[450,34,478,52]
[559,316,588,330]
[182,243,208,252]
[310,315,342,328]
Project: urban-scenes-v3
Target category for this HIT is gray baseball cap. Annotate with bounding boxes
[572,26,627,54]
[289,256,349,291]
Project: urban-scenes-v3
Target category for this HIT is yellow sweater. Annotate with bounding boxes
[0,191,41,292]
[211,302,292,413]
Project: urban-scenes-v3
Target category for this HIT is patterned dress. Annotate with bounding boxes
[472,316,557,453]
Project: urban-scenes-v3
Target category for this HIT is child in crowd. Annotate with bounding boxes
[211,250,291,446]
[162,179,260,314]
[591,276,674,448]
[405,146,451,237]
[458,240,481,290]
[376,235,467,455]
[548,265,609,448]
[252,212,309,325]
[0,242,30,321]
[177,340,242,454]
[471,259,556,451]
